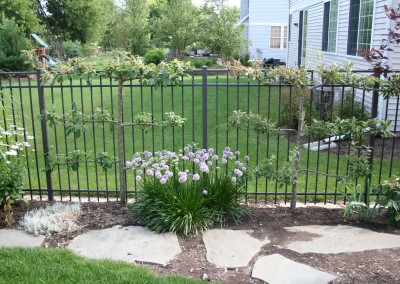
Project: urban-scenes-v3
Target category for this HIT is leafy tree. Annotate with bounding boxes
[37,0,113,45]
[0,18,32,71]
[200,0,247,62]
[109,0,151,55]
[0,0,42,34]
[151,0,199,59]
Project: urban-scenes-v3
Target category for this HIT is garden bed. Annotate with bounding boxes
[1,200,399,283]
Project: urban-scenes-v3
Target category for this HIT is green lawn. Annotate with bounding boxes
[0,247,203,284]
[1,70,399,202]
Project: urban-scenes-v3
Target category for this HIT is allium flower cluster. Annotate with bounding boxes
[126,146,249,185]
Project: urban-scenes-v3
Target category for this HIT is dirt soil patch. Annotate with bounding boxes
[2,201,400,284]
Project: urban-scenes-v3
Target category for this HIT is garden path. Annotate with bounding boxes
[2,224,400,283]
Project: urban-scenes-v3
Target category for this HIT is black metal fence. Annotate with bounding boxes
[0,68,399,204]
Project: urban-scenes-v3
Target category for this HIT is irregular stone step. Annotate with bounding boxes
[68,226,181,265]
[203,229,270,268]
[0,229,45,248]
[252,254,337,284]
[284,225,400,254]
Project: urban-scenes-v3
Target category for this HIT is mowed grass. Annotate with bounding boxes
[0,247,203,284]
[1,71,399,202]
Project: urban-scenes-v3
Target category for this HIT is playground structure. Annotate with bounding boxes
[30,34,57,67]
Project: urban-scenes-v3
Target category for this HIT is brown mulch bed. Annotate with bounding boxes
[1,200,400,283]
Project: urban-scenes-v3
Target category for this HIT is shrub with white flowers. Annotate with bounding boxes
[127,145,250,235]
[0,125,33,209]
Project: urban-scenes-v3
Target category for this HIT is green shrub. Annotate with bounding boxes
[0,124,32,210]
[144,48,166,65]
[373,177,400,223]
[232,52,251,66]
[81,43,98,57]
[333,92,369,120]
[279,88,317,128]
[62,40,83,59]
[187,58,217,68]
[0,18,32,71]
[128,146,249,235]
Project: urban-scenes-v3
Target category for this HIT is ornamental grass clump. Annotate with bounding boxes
[127,146,250,235]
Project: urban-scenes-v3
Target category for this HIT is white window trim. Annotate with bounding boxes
[347,0,376,57]
[270,25,288,49]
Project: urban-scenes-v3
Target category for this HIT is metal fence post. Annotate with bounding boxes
[36,69,53,201]
[202,66,208,149]
[364,75,380,203]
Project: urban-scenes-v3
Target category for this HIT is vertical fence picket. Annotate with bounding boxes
[36,69,53,201]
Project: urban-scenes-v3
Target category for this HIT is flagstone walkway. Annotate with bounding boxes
[2,224,400,283]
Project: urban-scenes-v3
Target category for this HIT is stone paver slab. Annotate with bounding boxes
[0,229,45,248]
[284,225,400,254]
[252,254,337,284]
[203,229,270,268]
[68,226,181,265]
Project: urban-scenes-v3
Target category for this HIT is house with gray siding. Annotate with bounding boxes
[240,0,289,62]
[287,0,400,131]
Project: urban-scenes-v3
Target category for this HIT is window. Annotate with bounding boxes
[270,25,288,49]
[302,10,308,59]
[347,0,374,55]
[322,0,339,52]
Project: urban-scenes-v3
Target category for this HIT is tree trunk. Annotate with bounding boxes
[117,81,126,204]
[290,89,304,210]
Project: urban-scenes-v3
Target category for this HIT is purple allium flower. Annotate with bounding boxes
[244,155,250,161]
[160,177,167,184]
[166,171,173,177]
[234,169,243,177]
[179,175,187,183]
[235,161,241,166]
[231,177,237,183]
[208,148,214,154]
[207,161,212,166]
[146,169,154,176]
[222,158,227,164]
[126,161,133,167]
[212,155,218,160]
[137,170,143,175]
[225,147,231,151]
[184,146,189,152]
[163,165,169,170]
[202,189,208,195]
[200,164,209,173]
[235,150,240,155]
[135,176,142,182]
[194,158,200,164]
[155,171,162,179]
[193,173,200,181]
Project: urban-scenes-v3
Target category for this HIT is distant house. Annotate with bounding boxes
[240,0,289,62]
[287,0,400,130]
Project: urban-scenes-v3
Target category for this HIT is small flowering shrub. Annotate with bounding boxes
[0,125,33,209]
[127,146,250,235]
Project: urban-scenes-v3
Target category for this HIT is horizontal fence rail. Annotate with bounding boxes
[0,68,399,204]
